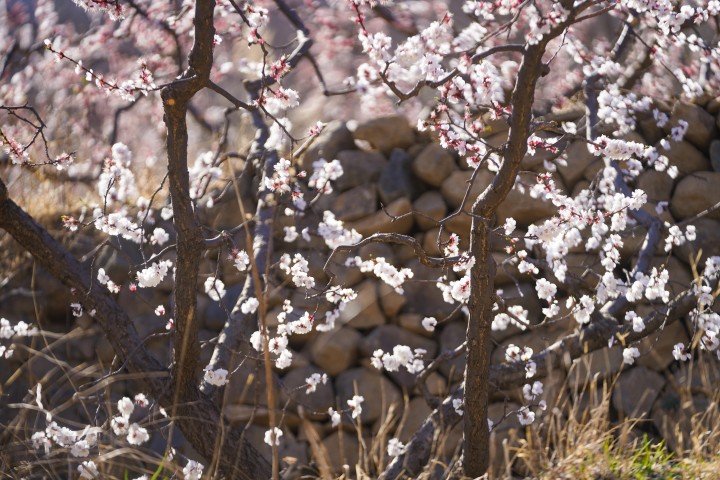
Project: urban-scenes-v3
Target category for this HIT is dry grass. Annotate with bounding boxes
[3,328,720,480]
[512,364,720,480]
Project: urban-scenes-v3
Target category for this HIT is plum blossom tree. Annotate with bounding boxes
[1,0,719,479]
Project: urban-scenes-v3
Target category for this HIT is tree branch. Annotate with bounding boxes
[0,178,270,479]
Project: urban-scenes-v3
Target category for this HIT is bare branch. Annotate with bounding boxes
[490,290,697,389]
[324,233,461,276]
[207,80,255,110]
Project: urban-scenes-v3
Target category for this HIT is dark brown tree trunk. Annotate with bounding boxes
[462,218,496,476]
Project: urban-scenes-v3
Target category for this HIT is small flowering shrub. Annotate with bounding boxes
[1,0,719,479]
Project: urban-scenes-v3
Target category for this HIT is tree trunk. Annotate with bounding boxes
[462,218,496,476]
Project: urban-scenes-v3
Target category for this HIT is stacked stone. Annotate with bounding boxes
[4,96,720,475]
[228,97,718,472]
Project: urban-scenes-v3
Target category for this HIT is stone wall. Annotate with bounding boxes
[3,96,720,477]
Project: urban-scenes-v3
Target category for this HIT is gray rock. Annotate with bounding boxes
[395,397,432,443]
[652,393,710,452]
[636,319,688,371]
[357,241,396,262]
[710,139,720,172]
[567,346,623,391]
[421,227,453,256]
[321,431,359,474]
[500,283,542,328]
[68,331,98,361]
[637,169,674,203]
[333,150,387,191]
[331,184,378,222]
[638,111,667,145]
[378,148,418,204]
[670,172,720,221]
[397,313,433,337]
[488,402,522,431]
[348,197,414,237]
[283,365,335,420]
[412,143,457,187]
[334,367,402,424]
[299,120,356,173]
[225,354,289,407]
[378,283,406,319]
[200,284,242,331]
[495,171,564,228]
[672,352,720,392]
[612,366,665,417]
[401,259,458,320]
[224,404,300,428]
[338,279,386,329]
[309,327,362,376]
[443,211,473,241]
[95,335,116,364]
[707,96,720,115]
[557,141,597,191]
[664,101,717,150]
[440,169,494,209]
[352,116,415,154]
[657,140,710,176]
[563,253,605,290]
[675,218,720,265]
[93,236,144,286]
[438,321,466,382]
[413,191,447,231]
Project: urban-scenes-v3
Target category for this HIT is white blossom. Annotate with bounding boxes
[535,278,557,302]
[347,395,364,419]
[264,427,283,447]
[32,432,51,455]
[517,406,535,426]
[241,297,260,315]
[305,372,328,394]
[232,249,251,271]
[183,460,204,480]
[97,268,110,285]
[136,260,172,288]
[283,226,298,242]
[328,408,341,427]
[387,438,406,457]
[673,343,691,361]
[70,439,90,457]
[204,367,229,387]
[503,218,516,236]
[204,276,226,301]
[126,423,150,445]
[150,227,169,246]
[78,460,99,479]
[452,398,463,416]
[117,397,134,417]
[523,381,543,401]
[623,347,640,365]
[111,415,129,435]
[422,317,437,332]
[626,311,645,333]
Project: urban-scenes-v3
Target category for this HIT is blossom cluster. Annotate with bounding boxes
[371,345,426,374]
[353,256,414,293]
[0,318,37,358]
